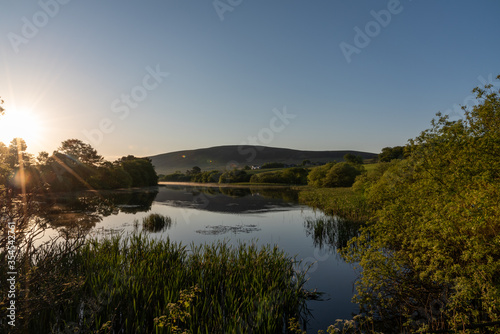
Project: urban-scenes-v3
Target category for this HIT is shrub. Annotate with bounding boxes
[308,163,363,188]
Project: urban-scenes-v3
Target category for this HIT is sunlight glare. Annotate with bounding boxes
[0,108,42,147]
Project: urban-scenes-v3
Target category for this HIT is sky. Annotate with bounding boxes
[0,0,499,160]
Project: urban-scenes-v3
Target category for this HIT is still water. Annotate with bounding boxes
[39,184,359,332]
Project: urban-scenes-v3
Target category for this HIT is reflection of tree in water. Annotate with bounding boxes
[218,187,251,197]
[217,186,298,203]
[37,189,158,233]
[304,216,362,253]
[110,190,158,213]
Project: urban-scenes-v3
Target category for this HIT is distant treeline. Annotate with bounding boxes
[0,138,158,192]
[159,153,369,186]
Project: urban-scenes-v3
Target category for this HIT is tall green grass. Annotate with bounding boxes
[142,213,173,232]
[9,234,310,333]
[299,187,370,223]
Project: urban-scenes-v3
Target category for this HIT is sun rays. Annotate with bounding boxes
[0,108,43,147]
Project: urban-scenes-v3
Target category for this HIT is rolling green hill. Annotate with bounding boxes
[148,145,377,175]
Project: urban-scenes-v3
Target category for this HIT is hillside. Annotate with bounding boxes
[148,145,377,175]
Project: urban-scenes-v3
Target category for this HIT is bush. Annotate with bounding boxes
[308,162,363,188]
[261,162,285,169]
[250,167,308,185]
[344,78,500,332]
[219,170,250,183]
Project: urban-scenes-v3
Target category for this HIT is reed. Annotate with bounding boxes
[142,213,172,232]
[299,187,370,223]
[11,234,310,333]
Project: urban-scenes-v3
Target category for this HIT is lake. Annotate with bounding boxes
[38,183,359,332]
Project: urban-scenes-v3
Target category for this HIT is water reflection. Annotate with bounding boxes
[29,184,361,332]
[36,188,158,232]
[304,216,362,253]
[154,185,299,214]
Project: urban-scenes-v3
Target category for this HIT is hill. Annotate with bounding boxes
[148,145,377,175]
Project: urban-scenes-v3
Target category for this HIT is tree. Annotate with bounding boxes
[346,77,500,332]
[343,153,363,164]
[378,146,405,162]
[307,163,334,187]
[57,139,103,166]
[0,96,4,116]
[36,151,50,165]
[116,156,158,187]
[6,138,32,168]
[186,166,201,176]
[219,170,250,183]
[307,162,363,188]
[323,162,363,187]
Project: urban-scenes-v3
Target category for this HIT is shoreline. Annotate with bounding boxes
[158,181,300,189]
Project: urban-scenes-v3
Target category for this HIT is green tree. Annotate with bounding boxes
[117,156,158,187]
[5,138,32,168]
[308,162,363,188]
[186,166,201,176]
[36,151,50,165]
[323,162,363,187]
[57,139,103,166]
[343,153,363,165]
[345,77,500,332]
[219,170,250,183]
[307,163,334,187]
[378,146,405,162]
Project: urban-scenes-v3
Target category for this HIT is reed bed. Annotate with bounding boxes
[298,187,370,223]
[10,234,310,333]
[142,213,173,232]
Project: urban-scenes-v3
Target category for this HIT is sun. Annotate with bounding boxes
[0,108,42,147]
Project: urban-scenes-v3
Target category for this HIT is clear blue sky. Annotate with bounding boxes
[1,0,499,160]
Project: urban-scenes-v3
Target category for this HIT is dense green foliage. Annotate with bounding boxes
[0,138,158,192]
[0,234,310,333]
[299,187,370,223]
[308,162,364,188]
[249,167,308,185]
[218,169,251,183]
[191,170,222,183]
[377,145,405,162]
[343,153,364,165]
[261,162,286,169]
[344,79,500,332]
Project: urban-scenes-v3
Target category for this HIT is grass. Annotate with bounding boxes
[298,187,370,223]
[142,213,172,232]
[5,234,312,333]
[362,162,378,172]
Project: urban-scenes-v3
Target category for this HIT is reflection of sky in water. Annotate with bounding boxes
[38,185,358,332]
